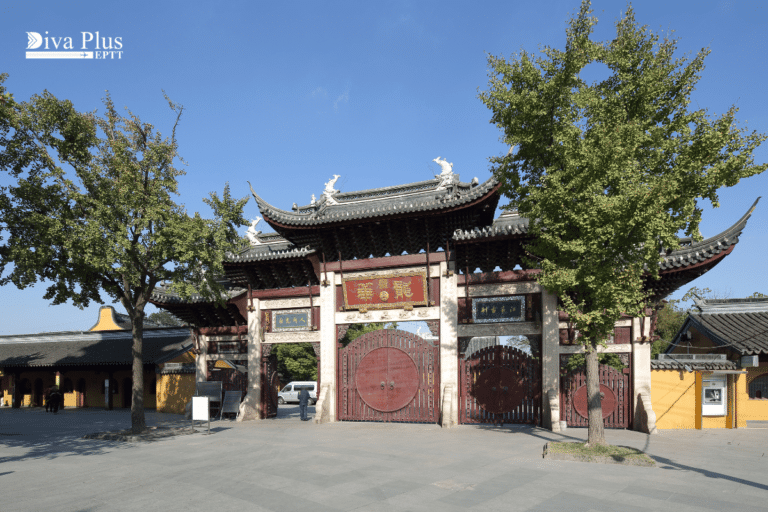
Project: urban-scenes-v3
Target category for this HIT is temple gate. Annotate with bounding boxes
[148,167,755,433]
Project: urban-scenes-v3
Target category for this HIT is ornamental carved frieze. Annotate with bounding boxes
[426,320,439,338]
[311,342,321,357]
[336,324,350,342]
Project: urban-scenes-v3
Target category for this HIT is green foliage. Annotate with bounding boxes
[479,1,767,348]
[480,1,766,444]
[273,343,317,381]
[340,322,398,347]
[563,352,625,373]
[146,310,185,327]
[651,299,687,358]
[749,292,768,299]
[0,77,248,431]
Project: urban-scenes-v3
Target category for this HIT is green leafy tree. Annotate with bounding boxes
[146,310,186,327]
[340,322,398,347]
[480,2,766,445]
[651,300,687,358]
[0,77,248,433]
[273,343,318,381]
[563,352,625,373]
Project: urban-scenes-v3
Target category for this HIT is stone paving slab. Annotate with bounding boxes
[1,406,768,511]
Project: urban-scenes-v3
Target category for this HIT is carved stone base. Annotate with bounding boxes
[236,393,261,422]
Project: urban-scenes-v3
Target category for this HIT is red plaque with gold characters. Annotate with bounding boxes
[342,271,428,310]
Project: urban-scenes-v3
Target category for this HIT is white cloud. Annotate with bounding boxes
[333,88,349,110]
[311,87,328,98]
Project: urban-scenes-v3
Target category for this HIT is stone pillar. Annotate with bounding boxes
[632,316,652,431]
[439,261,459,427]
[320,271,337,422]
[238,298,262,421]
[541,288,560,431]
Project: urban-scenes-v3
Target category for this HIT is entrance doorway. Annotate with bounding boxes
[338,329,439,423]
[459,344,541,425]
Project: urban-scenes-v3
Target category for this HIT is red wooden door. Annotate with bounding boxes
[338,329,439,423]
[261,353,279,418]
[560,363,631,428]
[459,345,541,425]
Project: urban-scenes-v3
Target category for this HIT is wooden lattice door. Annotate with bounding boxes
[561,363,631,428]
[260,353,279,419]
[459,345,541,425]
[338,329,439,423]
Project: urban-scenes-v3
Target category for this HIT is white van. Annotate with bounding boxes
[277,381,317,405]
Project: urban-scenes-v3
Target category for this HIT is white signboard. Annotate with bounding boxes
[192,396,210,421]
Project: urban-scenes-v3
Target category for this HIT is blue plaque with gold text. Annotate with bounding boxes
[471,296,525,323]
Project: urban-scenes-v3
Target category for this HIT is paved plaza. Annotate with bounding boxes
[1,407,767,511]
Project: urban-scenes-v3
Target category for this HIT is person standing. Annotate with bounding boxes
[298,386,310,421]
[49,386,62,414]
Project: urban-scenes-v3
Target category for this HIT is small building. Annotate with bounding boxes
[652,297,768,428]
[0,306,195,413]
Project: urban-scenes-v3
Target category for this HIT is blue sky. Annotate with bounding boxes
[1,0,766,335]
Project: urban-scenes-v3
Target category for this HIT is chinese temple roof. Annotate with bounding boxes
[251,176,498,227]
[149,281,247,328]
[249,174,501,260]
[149,169,757,327]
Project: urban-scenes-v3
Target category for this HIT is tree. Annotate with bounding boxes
[480,2,766,445]
[273,343,317,381]
[651,299,686,358]
[146,310,186,327]
[0,77,248,433]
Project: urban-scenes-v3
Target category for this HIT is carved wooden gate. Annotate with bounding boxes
[561,363,630,428]
[260,352,279,419]
[338,329,439,423]
[459,345,541,425]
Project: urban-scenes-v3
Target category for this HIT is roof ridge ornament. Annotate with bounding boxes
[433,156,459,191]
[322,175,341,205]
[246,217,263,246]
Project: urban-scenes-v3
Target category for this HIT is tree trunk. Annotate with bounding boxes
[130,311,146,434]
[585,344,606,446]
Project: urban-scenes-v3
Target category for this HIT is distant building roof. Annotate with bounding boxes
[0,328,193,367]
[666,296,768,356]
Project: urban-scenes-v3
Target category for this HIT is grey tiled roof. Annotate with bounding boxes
[250,176,499,227]
[651,359,738,371]
[0,328,193,367]
[149,280,246,305]
[686,311,768,355]
[452,197,759,274]
[227,233,315,263]
[452,211,530,241]
[658,198,760,271]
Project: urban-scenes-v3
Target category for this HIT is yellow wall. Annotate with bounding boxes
[652,369,755,429]
[0,369,158,409]
[652,369,698,429]
[155,351,197,414]
[742,368,768,422]
[157,373,196,414]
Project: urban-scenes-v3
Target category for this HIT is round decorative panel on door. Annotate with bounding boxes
[355,347,419,413]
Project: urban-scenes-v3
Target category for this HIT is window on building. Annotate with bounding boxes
[748,374,768,399]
